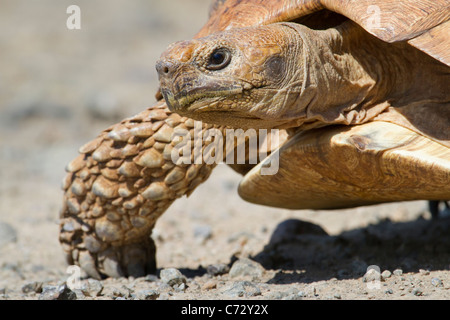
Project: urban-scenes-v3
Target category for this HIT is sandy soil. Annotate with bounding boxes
[0,0,449,301]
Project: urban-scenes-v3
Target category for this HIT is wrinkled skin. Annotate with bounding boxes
[157,21,450,145]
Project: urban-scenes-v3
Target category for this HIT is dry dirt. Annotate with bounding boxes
[0,0,449,301]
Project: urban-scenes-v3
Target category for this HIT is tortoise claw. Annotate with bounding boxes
[60,216,157,279]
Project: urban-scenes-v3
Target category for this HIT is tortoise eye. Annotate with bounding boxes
[206,48,231,70]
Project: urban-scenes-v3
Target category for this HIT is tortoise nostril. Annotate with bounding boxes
[157,60,177,77]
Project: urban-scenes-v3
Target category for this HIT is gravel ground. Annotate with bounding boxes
[0,0,449,301]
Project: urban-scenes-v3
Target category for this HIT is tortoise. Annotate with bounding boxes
[59,0,450,279]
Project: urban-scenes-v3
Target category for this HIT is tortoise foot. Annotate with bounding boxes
[60,215,157,279]
[429,200,450,219]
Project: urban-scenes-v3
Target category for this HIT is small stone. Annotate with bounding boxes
[393,269,403,276]
[144,274,159,282]
[334,293,342,299]
[80,279,103,297]
[174,283,186,292]
[385,289,393,294]
[22,281,43,294]
[136,289,159,300]
[266,291,284,300]
[297,291,306,297]
[102,285,130,299]
[206,263,230,276]
[160,268,187,287]
[419,269,430,275]
[39,284,77,300]
[223,281,261,298]
[412,288,423,296]
[381,270,392,281]
[201,280,217,290]
[229,258,265,280]
[363,268,381,283]
[431,277,443,287]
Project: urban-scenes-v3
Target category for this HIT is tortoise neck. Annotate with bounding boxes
[280,21,445,129]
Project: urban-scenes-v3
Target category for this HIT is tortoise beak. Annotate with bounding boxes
[155,59,187,112]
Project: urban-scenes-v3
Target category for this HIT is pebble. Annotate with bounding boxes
[412,288,423,296]
[144,274,159,282]
[393,269,403,276]
[101,285,131,299]
[229,258,265,280]
[419,269,430,275]
[266,288,300,300]
[381,270,392,281]
[0,222,17,247]
[136,289,159,300]
[362,268,381,283]
[431,278,443,287]
[22,281,43,294]
[223,281,261,298]
[174,283,187,292]
[206,263,229,276]
[201,280,217,290]
[39,284,77,300]
[80,279,103,297]
[160,268,187,287]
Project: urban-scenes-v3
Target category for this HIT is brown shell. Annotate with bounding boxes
[239,121,450,209]
[203,0,450,66]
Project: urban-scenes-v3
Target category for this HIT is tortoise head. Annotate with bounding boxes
[156,23,304,129]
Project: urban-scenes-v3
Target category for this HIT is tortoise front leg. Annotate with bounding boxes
[59,101,220,279]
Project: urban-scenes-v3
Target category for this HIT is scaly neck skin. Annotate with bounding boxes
[277,21,436,130]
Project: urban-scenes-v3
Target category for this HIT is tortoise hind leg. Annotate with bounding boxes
[429,200,450,219]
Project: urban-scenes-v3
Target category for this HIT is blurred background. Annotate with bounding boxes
[0,0,215,287]
[0,0,441,297]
